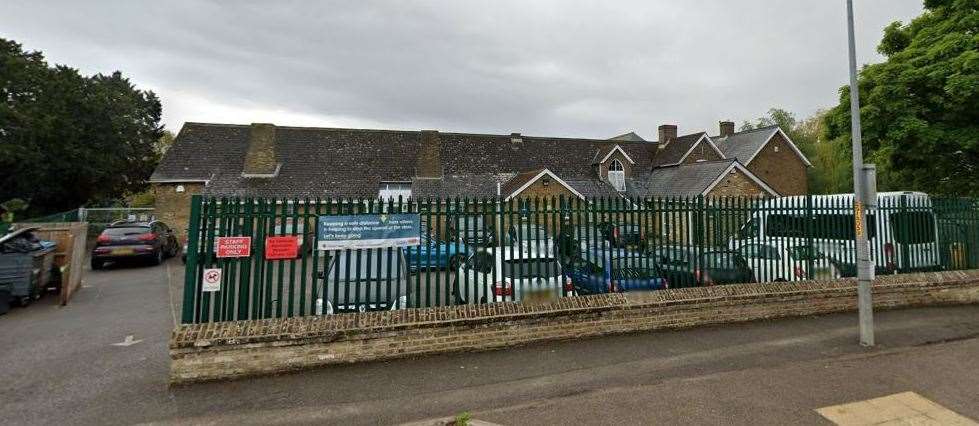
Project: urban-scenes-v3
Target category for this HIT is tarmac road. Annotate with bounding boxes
[0,259,977,425]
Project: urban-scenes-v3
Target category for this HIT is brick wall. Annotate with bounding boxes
[170,270,979,384]
[747,132,808,195]
[707,167,769,198]
[153,183,203,240]
[513,177,578,199]
[681,141,724,164]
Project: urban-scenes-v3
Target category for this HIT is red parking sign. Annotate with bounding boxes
[215,237,251,258]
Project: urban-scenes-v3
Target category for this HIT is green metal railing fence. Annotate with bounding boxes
[181,193,979,324]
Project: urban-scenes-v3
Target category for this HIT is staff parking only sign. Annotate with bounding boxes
[317,214,420,251]
[215,237,252,258]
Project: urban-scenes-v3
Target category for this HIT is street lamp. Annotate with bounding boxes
[846,0,876,347]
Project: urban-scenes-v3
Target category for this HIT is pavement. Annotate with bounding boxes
[0,259,978,425]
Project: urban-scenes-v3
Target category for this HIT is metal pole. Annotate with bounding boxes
[846,0,875,346]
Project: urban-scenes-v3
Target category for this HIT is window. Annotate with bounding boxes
[766,214,878,240]
[890,211,936,244]
[608,159,625,192]
[378,182,412,201]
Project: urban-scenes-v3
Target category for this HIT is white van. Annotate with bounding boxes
[732,192,941,275]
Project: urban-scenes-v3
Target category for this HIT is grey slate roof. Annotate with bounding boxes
[711,125,780,164]
[609,131,646,142]
[153,123,657,199]
[649,132,710,167]
[411,174,513,198]
[631,159,738,197]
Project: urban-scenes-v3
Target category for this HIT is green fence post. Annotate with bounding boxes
[181,195,203,324]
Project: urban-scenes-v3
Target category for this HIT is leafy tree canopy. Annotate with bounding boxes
[0,38,164,216]
[824,0,979,196]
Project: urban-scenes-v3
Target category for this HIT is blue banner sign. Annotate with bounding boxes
[317,214,421,251]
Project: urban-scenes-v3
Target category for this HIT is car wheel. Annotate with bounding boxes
[479,296,487,304]
[774,278,787,282]
[91,259,104,270]
[151,250,164,266]
[18,296,31,307]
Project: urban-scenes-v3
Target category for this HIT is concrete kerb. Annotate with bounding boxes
[169,270,979,384]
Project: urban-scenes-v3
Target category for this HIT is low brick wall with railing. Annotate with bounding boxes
[170,270,979,384]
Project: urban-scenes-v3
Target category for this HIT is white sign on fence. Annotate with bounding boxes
[202,268,222,292]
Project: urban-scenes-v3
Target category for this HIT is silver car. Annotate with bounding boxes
[321,248,411,313]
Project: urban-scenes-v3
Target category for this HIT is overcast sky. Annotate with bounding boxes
[1,1,923,139]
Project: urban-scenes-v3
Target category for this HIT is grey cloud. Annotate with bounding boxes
[0,0,923,139]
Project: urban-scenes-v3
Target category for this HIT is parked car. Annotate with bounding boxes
[452,248,572,305]
[320,248,411,313]
[564,247,668,295]
[504,223,556,257]
[92,221,179,269]
[404,234,468,272]
[446,215,496,247]
[735,241,841,282]
[597,222,645,248]
[650,246,754,287]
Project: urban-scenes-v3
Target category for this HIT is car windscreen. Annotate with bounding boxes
[788,246,825,261]
[103,227,150,236]
[610,257,658,279]
[329,249,405,280]
[511,225,550,240]
[502,258,560,279]
[890,211,936,244]
[701,252,746,269]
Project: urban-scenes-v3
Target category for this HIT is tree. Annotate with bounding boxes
[823,0,979,196]
[0,38,164,216]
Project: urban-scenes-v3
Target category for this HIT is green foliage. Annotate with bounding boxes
[0,38,164,216]
[0,198,29,222]
[824,1,979,196]
[453,411,471,426]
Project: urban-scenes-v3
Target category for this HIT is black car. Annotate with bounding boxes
[597,222,645,248]
[651,246,754,288]
[91,221,179,269]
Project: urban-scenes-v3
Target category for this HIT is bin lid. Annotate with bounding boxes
[0,227,40,245]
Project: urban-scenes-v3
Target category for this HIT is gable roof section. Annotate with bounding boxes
[592,144,636,165]
[650,132,724,167]
[609,131,646,142]
[631,159,773,197]
[500,169,585,201]
[702,161,780,197]
[713,125,812,167]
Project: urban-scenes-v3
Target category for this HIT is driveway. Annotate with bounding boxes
[0,260,977,425]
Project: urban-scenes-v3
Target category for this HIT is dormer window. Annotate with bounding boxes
[608,159,626,192]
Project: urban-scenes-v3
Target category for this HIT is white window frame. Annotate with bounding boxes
[608,159,626,192]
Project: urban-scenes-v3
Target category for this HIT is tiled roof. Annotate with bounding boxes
[153,123,657,198]
[650,132,710,167]
[711,125,780,164]
[609,131,646,142]
[631,159,738,197]
[152,122,777,200]
[411,174,513,199]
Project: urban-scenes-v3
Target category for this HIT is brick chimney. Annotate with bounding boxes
[719,121,735,137]
[242,123,279,177]
[416,130,442,178]
[658,124,677,146]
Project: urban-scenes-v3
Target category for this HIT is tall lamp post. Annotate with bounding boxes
[846,0,876,347]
